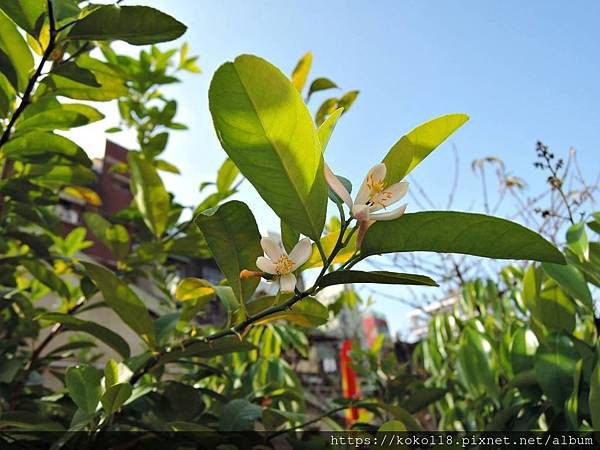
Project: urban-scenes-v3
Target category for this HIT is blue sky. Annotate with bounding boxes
[81,1,600,336]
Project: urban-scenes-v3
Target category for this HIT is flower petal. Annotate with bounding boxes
[261,236,283,260]
[289,238,313,269]
[256,256,276,274]
[387,181,409,203]
[324,163,353,208]
[355,163,387,205]
[279,273,297,292]
[351,203,371,221]
[370,203,408,221]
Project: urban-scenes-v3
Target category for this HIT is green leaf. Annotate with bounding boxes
[216,158,239,193]
[534,332,579,409]
[209,54,327,240]
[101,382,132,416]
[17,102,104,132]
[280,220,299,253]
[157,336,255,366]
[319,270,438,288]
[566,222,589,260]
[82,262,156,346]
[175,278,214,301]
[128,152,169,237]
[291,51,312,92]
[255,297,328,327]
[22,260,69,298]
[510,328,539,373]
[317,107,343,152]
[0,411,64,432]
[542,263,594,309]
[0,9,34,92]
[590,362,600,430]
[382,114,469,186]
[338,90,359,111]
[401,387,446,414]
[38,313,130,358]
[0,0,46,37]
[67,5,186,45]
[2,132,92,166]
[104,359,119,389]
[456,327,499,399]
[49,61,100,87]
[24,163,96,186]
[362,211,565,264]
[40,56,128,101]
[144,132,168,158]
[315,97,339,126]
[213,285,243,327]
[219,399,262,431]
[195,201,263,303]
[65,365,102,417]
[307,77,338,101]
[539,285,576,332]
[83,212,130,260]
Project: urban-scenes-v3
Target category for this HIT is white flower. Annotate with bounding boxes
[256,237,312,292]
[325,162,409,222]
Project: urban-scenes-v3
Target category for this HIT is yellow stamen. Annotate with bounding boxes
[275,255,294,275]
[366,174,392,208]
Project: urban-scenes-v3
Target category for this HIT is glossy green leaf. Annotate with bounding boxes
[590,362,600,430]
[319,270,438,288]
[255,297,328,327]
[219,399,261,431]
[101,382,132,415]
[0,9,33,92]
[0,0,46,37]
[510,328,538,373]
[2,132,91,166]
[65,365,102,417]
[456,327,499,398]
[216,158,239,193]
[175,278,214,301]
[362,211,565,264]
[291,51,312,92]
[566,222,589,260]
[128,152,169,237]
[39,313,130,358]
[307,77,338,100]
[104,360,119,389]
[157,336,255,366]
[83,212,129,260]
[213,285,243,327]
[209,54,327,240]
[196,201,262,302]
[40,56,127,101]
[22,260,69,298]
[317,107,343,153]
[280,220,299,253]
[539,285,576,332]
[24,164,96,186]
[534,332,579,409]
[315,97,339,126]
[67,5,186,45]
[382,114,469,186]
[338,90,359,111]
[16,103,104,132]
[401,387,446,414]
[0,411,64,432]
[82,262,155,346]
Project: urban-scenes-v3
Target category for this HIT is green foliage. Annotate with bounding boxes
[0,4,587,442]
[362,211,565,263]
[67,5,186,45]
[196,201,262,303]
[209,54,327,240]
